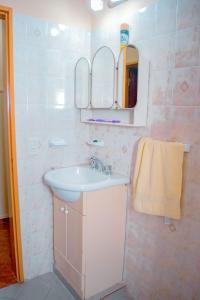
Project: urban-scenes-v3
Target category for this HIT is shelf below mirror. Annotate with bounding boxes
[80,108,146,128]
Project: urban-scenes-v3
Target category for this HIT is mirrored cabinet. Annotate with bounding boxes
[74,44,149,127]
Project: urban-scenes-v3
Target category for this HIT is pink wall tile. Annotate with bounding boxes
[177,0,200,30]
[184,145,200,185]
[134,4,156,41]
[182,182,200,223]
[172,67,200,106]
[156,0,177,35]
[150,106,200,145]
[151,34,175,70]
[150,69,173,105]
[175,27,200,68]
[90,0,200,298]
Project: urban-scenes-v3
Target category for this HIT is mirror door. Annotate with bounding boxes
[117,45,139,109]
[74,58,90,109]
[91,46,115,109]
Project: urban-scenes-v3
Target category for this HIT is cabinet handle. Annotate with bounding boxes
[60,207,65,213]
[64,209,69,215]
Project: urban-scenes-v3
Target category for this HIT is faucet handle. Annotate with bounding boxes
[104,165,112,175]
[89,156,96,161]
[89,156,96,168]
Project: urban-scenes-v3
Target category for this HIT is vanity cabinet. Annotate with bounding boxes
[53,185,127,300]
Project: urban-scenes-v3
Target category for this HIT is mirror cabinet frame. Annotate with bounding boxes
[74,44,139,110]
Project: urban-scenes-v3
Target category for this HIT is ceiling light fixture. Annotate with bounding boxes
[107,0,128,8]
[58,24,68,31]
[91,0,104,11]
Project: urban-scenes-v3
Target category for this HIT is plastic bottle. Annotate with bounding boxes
[120,23,129,48]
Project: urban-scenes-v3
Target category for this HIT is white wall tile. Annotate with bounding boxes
[27,17,48,47]
[27,75,48,105]
[14,13,90,279]
[14,74,28,105]
[156,0,177,35]
[134,4,156,41]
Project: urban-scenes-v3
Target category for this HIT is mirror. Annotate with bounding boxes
[117,45,139,109]
[75,57,90,108]
[91,46,115,109]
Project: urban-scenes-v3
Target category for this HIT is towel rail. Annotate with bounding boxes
[183,144,190,153]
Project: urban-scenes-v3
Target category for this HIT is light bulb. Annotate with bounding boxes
[50,28,60,37]
[139,6,147,13]
[58,24,68,31]
[91,0,104,11]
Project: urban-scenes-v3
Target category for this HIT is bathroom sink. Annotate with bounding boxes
[44,165,129,202]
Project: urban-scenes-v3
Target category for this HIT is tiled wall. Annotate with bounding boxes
[89,0,200,299]
[13,14,90,279]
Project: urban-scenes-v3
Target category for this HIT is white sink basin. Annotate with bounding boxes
[44,165,129,202]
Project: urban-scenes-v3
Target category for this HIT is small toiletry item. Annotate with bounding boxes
[49,139,68,147]
[120,23,129,48]
[95,118,121,123]
[95,118,107,122]
[87,139,104,147]
[111,120,121,123]
[87,118,121,124]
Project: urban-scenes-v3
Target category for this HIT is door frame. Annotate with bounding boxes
[0,5,24,282]
[125,63,138,107]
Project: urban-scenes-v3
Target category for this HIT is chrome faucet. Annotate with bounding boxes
[89,156,104,172]
[89,156,112,175]
[103,165,112,175]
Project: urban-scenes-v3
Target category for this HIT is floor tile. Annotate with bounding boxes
[45,288,75,300]
[103,288,134,300]
[0,284,23,299]
[0,297,15,300]
[39,273,75,300]
[15,277,50,300]
[0,273,134,300]
[39,272,64,290]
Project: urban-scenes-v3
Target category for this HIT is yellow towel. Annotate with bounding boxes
[133,138,184,220]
